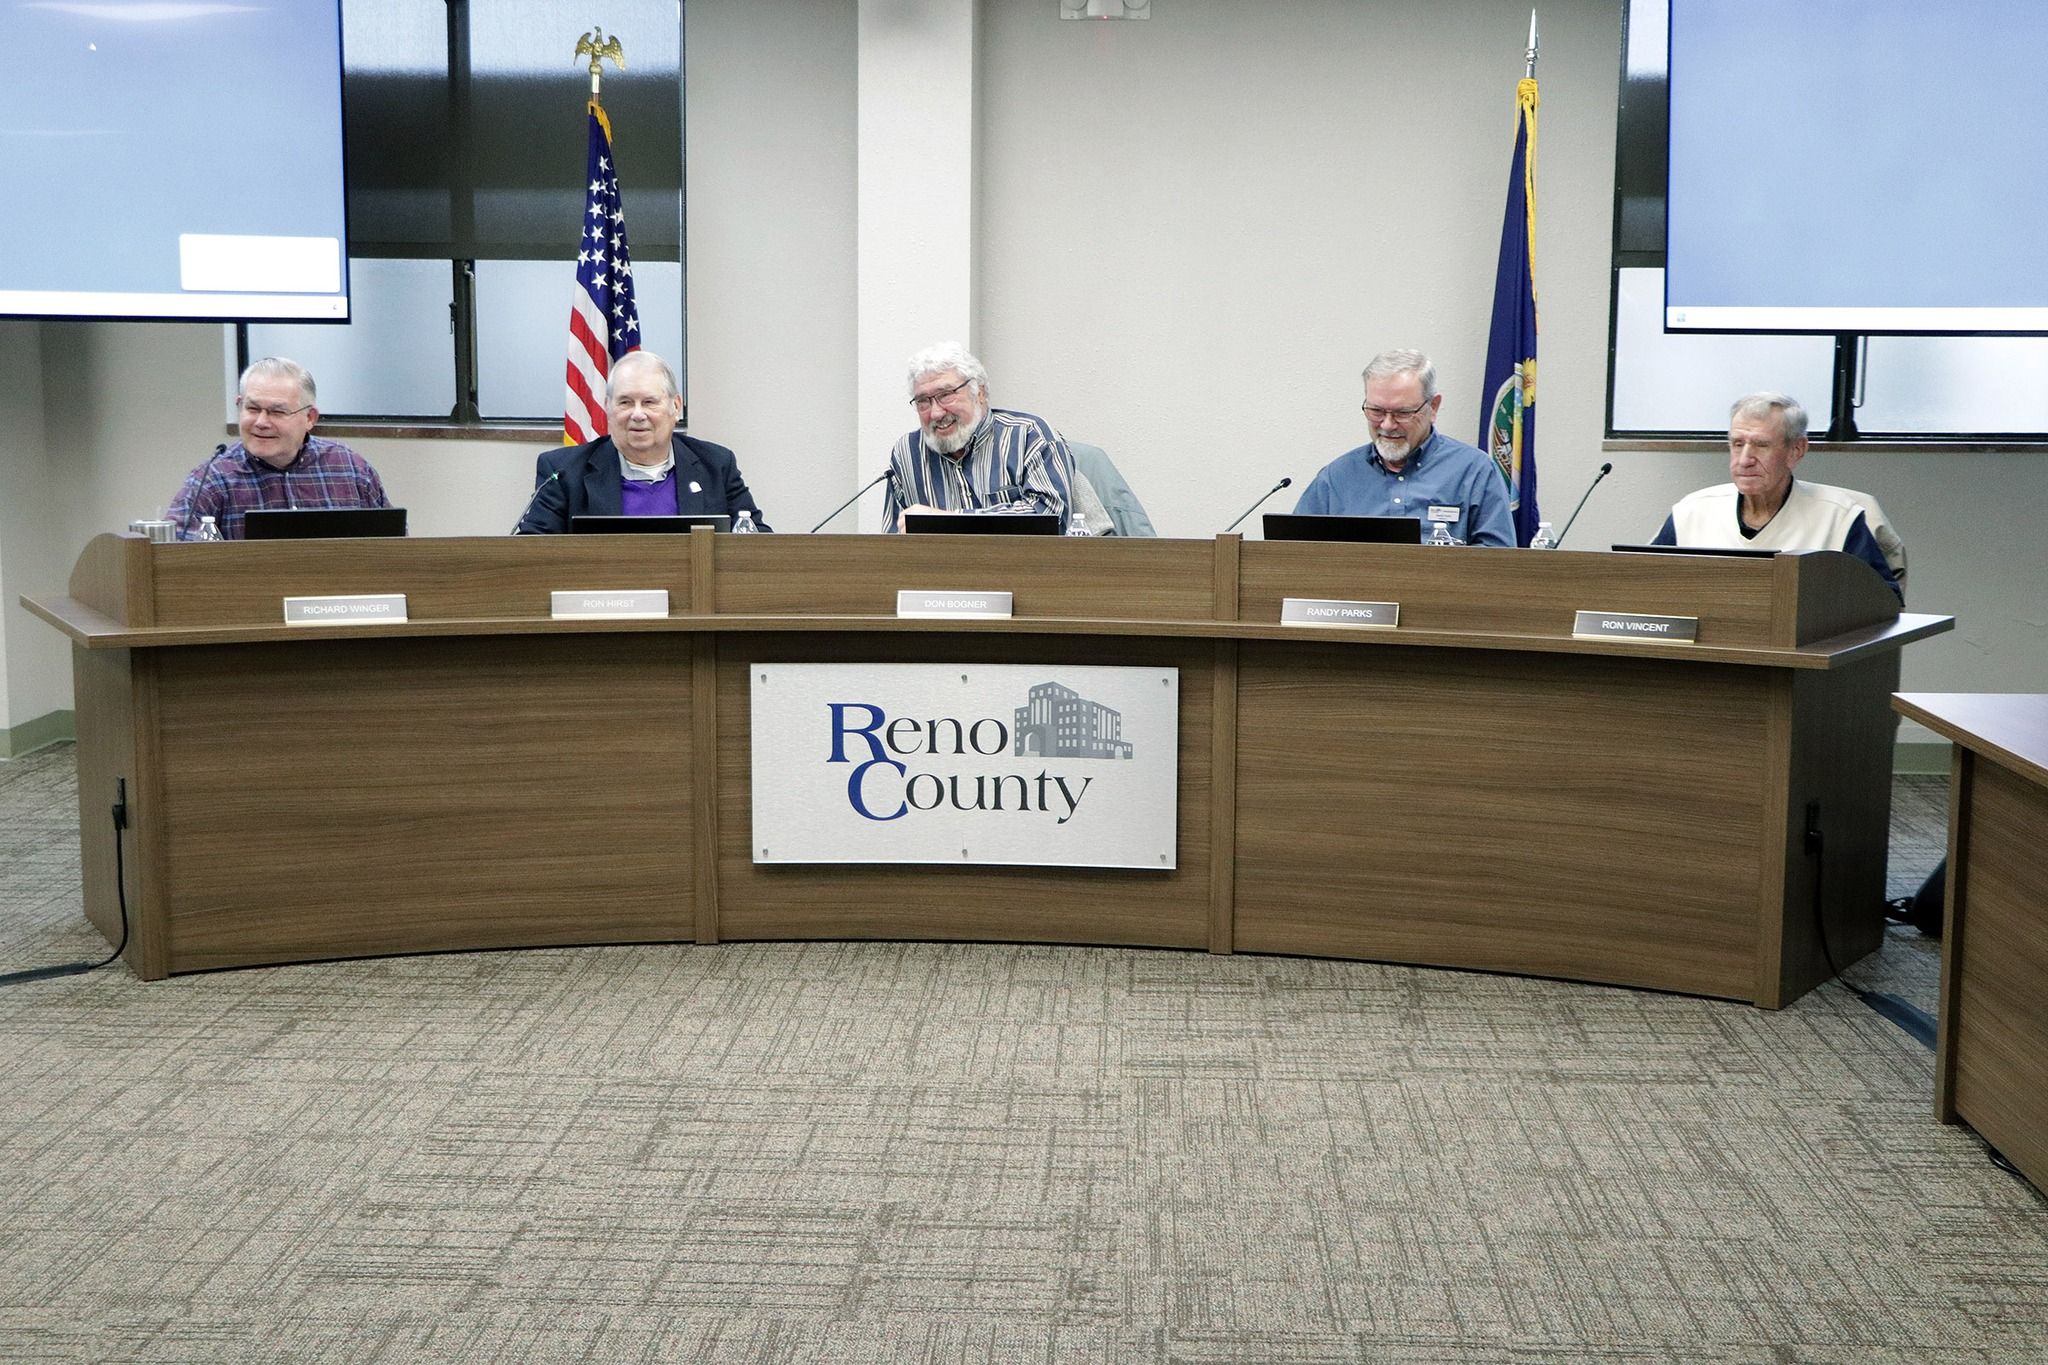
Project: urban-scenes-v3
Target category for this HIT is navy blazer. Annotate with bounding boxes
[514,434,769,534]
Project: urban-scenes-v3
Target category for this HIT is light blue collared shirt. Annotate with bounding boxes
[1292,429,1516,546]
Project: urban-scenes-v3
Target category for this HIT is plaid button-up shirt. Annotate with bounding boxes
[166,436,390,540]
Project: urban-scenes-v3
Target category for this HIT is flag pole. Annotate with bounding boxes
[1479,16,1543,545]
[563,27,639,447]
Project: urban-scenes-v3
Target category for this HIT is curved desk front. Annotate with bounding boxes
[26,532,1949,1005]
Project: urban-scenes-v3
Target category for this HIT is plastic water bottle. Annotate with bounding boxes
[193,515,224,542]
[1427,519,1457,546]
[731,509,759,533]
[1529,521,1556,549]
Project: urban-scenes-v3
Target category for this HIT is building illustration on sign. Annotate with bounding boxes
[1012,681,1134,759]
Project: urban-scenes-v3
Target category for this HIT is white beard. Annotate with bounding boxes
[927,419,972,455]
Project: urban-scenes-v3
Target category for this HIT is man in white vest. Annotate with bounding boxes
[1651,392,1904,599]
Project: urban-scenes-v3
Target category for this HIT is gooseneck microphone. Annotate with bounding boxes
[1222,477,1292,534]
[1551,462,1613,549]
[509,470,564,535]
[809,469,896,534]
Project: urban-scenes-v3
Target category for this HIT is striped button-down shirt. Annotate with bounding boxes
[166,436,391,540]
[881,409,1074,533]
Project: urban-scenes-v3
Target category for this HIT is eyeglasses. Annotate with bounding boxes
[910,378,974,412]
[1361,400,1432,423]
[237,399,312,421]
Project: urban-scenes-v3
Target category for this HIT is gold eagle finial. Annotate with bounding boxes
[574,28,626,96]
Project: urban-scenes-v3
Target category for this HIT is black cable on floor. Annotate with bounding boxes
[0,780,129,986]
[1804,809,1936,1049]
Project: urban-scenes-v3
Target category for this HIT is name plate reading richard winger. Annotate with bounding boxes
[897,590,1013,619]
[1281,597,1399,628]
[283,593,408,626]
[550,589,670,620]
[1572,610,1698,643]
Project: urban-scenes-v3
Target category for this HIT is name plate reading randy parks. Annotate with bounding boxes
[1572,610,1699,643]
[1280,597,1399,628]
[283,594,408,626]
[550,589,670,620]
[896,590,1013,619]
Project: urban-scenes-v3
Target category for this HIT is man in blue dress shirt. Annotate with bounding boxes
[1293,349,1515,546]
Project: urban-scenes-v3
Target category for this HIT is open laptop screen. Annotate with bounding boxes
[241,508,407,540]
[1610,543,1778,559]
[1262,513,1422,544]
[902,512,1060,536]
[569,515,728,534]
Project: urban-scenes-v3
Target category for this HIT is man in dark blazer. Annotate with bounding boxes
[515,350,769,533]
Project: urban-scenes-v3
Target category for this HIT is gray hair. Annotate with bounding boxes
[1729,391,1808,443]
[1362,348,1438,402]
[906,342,989,397]
[608,350,680,404]
[239,356,316,408]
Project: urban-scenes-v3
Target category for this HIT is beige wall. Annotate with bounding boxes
[0,0,2034,743]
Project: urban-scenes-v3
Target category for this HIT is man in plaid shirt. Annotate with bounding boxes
[166,357,390,540]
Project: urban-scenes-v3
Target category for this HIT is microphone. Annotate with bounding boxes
[1550,462,1612,549]
[509,470,564,535]
[1222,476,1292,534]
[809,469,896,534]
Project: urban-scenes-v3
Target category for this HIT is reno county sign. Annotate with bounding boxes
[749,663,1178,869]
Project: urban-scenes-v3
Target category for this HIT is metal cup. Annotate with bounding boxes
[136,520,177,543]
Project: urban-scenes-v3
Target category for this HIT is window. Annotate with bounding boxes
[245,0,684,424]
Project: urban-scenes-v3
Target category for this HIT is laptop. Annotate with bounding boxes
[1610,543,1779,559]
[242,508,408,539]
[902,511,1060,536]
[1262,513,1422,544]
[570,514,729,534]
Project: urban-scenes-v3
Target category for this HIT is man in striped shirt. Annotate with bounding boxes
[881,343,1076,533]
[166,357,390,540]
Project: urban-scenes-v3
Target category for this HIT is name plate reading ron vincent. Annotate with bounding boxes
[283,594,408,626]
[1280,597,1399,628]
[550,589,670,620]
[896,590,1013,619]
[1572,610,1698,643]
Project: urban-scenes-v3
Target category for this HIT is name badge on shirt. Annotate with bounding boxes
[1427,505,1460,523]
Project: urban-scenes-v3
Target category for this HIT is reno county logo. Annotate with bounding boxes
[749,663,1179,868]
[1012,681,1134,759]
[827,679,1129,825]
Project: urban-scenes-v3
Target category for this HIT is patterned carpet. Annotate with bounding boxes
[0,745,2042,1364]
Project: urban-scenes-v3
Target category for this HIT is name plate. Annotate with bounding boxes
[1572,610,1698,643]
[1281,597,1399,628]
[283,594,408,626]
[550,589,670,620]
[896,590,1013,619]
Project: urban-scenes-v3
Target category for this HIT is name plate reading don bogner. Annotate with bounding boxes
[550,589,670,620]
[283,594,408,626]
[1572,610,1698,643]
[897,590,1013,619]
[1281,597,1399,628]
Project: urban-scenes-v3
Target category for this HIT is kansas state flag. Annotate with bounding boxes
[1479,77,1540,546]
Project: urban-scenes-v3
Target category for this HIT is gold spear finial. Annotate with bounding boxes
[574,27,626,100]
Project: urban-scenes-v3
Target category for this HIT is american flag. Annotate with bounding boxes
[563,103,641,444]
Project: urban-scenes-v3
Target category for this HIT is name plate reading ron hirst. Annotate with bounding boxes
[550,589,670,620]
[1572,610,1699,643]
[1280,597,1399,628]
[283,594,408,626]
[896,590,1013,619]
